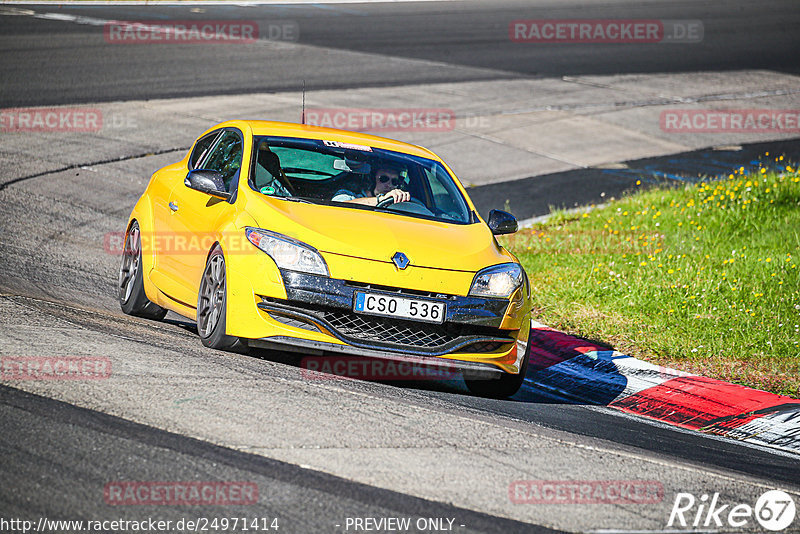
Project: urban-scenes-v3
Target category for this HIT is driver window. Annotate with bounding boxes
[202,130,243,189]
[189,131,220,170]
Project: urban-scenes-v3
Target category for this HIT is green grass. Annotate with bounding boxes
[503,157,800,398]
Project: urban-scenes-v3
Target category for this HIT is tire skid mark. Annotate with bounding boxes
[0,147,188,192]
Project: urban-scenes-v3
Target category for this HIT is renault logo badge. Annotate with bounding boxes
[392,252,410,270]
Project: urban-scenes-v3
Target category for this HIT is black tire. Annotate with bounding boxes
[118,221,168,321]
[197,246,248,353]
[465,338,531,399]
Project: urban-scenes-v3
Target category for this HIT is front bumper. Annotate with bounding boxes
[226,260,531,374]
[257,270,516,355]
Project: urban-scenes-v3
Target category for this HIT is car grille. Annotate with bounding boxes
[261,298,512,354]
[319,309,453,348]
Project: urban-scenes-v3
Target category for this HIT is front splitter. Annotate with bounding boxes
[249,336,504,380]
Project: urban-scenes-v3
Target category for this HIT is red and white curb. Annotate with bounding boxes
[522,320,800,454]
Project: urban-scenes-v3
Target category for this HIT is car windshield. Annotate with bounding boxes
[249,136,473,224]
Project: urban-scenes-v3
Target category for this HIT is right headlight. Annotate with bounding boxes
[245,227,329,276]
[469,263,523,298]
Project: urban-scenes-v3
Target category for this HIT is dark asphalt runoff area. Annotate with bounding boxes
[1,1,800,532]
[470,138,800,221]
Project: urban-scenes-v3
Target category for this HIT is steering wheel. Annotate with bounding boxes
[376,196,434,216]
[376,195,397,209]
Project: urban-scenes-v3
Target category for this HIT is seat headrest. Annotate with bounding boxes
[258,149,282,177]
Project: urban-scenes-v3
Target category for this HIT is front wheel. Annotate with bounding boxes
[197,246,247,353]
[465,339,530,399]
[118,221,168,321]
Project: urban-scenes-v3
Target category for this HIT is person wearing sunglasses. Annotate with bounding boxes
[332,164,411,206]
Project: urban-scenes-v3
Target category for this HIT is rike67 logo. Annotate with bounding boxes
[668,490,796,531]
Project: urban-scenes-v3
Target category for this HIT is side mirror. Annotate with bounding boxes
[185,169,231,200]
[487,209,518,235]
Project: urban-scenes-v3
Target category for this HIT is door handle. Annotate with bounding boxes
[169,201,179,212]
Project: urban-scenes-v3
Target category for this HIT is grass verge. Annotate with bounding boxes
[503,156,800,398]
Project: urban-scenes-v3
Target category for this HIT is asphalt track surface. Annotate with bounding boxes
[2,1,800,532]
[0,385,550,533]
[0,0,798,106]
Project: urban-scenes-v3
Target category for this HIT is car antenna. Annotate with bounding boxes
[301,80,306,125]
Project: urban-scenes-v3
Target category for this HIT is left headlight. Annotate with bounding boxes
[245,227,329,276]
[469,263,523,298]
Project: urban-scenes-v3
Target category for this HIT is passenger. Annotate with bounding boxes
[332,164,411,206]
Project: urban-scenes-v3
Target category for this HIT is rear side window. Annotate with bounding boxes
[189,131,220,169]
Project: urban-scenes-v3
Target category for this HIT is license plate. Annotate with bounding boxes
[353,291,446,324]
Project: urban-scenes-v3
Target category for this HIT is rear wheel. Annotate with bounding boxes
[118,221,168,320]
[465,339,530,399]
[197,246,247,353]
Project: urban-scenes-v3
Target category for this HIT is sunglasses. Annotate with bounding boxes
[377,175,402,186]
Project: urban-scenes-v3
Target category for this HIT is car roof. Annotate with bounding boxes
[206,120,443,161]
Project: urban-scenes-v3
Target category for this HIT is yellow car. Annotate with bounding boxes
[118,120,532,397]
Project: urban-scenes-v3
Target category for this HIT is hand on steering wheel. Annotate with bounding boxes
[376,188,410,208]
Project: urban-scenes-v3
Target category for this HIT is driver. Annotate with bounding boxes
[332,163,411,206]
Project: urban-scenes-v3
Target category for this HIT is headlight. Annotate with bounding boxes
[469,263,523,298]
[245,227,329,276]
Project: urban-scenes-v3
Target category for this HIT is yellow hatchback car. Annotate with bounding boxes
[119,120,532,397]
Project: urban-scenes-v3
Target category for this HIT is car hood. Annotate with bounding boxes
[248,196,510,272]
